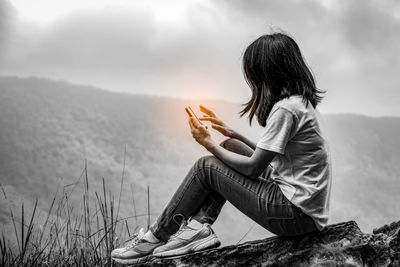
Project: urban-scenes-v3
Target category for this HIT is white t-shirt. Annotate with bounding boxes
[256,95,332,230]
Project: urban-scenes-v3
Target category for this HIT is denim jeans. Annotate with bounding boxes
[150,138,318,242]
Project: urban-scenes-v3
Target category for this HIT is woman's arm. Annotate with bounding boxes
[207,143,275,179]
[231,131,256,150]
[188,117,275,179]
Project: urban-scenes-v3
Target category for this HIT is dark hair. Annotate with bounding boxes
[240,32,324,127]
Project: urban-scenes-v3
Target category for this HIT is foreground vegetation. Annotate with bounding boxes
[0,160,150,266]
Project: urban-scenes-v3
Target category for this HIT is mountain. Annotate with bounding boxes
[0,76,400,246]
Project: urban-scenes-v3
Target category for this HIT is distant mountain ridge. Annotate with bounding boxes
[1,75,400,245]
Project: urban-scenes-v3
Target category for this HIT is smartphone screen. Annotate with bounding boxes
[185,106,207,128]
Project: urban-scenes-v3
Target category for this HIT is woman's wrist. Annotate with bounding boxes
[204,138,218,152]
[230,130,240,140]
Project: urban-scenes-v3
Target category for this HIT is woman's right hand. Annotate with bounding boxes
[199,105,235,138]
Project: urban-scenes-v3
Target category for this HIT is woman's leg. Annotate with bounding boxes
[150,138,254,241]
[151,138,317,242]
[190,138,255,224]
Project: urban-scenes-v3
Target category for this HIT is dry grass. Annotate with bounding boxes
[0,159,150,266]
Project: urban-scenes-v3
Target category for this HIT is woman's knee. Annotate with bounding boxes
[219,138,254,157]
[191,155,221,188]
[194,155,219,172]
[219,138,237,149]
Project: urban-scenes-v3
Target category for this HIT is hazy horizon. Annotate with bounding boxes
[3,74,400,119]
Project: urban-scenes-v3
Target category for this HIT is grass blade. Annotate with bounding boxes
[147,184,150,231]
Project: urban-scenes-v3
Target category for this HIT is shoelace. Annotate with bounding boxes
[124,228,146,248]
[170,219,197,240]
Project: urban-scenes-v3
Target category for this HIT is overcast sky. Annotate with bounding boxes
[1,0,400,116]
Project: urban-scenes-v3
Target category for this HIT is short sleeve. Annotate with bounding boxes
[256,107,298,154]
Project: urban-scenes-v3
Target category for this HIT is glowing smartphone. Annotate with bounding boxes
[185,106,208,129]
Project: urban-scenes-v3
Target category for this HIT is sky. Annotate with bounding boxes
[1,0,400,116]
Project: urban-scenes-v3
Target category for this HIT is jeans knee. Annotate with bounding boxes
[219,138,253,157]
[193,155,220,188]
[194,155,216,172]
[219,138,236,149]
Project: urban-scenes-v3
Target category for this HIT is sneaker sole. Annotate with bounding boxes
[111,254,152,265]
[153,234,220,258]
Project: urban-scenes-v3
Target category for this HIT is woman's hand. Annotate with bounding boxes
[188,116,216,149]
[199,105,235,138]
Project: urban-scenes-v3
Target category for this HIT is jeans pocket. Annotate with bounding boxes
[265,202,295,219]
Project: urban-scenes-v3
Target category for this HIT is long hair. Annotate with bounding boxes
[240,32,324,127]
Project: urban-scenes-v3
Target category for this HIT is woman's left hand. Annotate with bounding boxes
[188,117,216,149]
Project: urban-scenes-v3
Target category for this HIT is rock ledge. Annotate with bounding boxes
[134,220,400,266]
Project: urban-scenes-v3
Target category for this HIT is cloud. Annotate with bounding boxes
[0,1,17,53]
[1,2,250,99]
[220,0,400,115]
[28,8,156,72]
[339,0,399,53]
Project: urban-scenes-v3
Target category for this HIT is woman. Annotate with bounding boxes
[111,32,331,264]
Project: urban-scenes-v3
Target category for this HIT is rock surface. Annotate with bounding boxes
[134,221,400,266]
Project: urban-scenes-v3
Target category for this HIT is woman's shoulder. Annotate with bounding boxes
[274,95,308,115]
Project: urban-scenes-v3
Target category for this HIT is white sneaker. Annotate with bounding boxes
[111,228,164,264]
[152,220,220,258]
